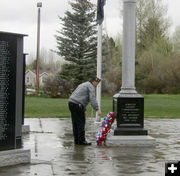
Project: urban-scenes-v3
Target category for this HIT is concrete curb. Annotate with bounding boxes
[0,149,31,167]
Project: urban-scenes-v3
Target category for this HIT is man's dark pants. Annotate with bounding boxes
[68,102,85,144]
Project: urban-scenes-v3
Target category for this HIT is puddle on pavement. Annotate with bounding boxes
[2,118,180,176]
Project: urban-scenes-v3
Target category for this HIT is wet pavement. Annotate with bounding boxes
[0,118,180,176]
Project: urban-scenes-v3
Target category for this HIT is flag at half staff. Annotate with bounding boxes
[97,0,106,25]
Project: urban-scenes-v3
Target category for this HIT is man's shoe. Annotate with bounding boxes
[78,141,91,145]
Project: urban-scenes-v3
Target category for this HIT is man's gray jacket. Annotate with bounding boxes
[69,81,99,110]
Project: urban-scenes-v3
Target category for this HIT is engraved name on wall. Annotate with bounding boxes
[0,40,10,140]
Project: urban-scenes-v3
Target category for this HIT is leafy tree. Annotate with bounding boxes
[136,0,171,55]
[43,75,74,98]
[172,26,180,55]
[55,0,97,89]
[135,0,174,93]
[28,58,45,71]
[27,48,62,73]
[101,35,122,94]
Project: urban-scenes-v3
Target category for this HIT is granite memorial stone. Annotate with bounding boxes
[113,93,147,135]
[0,31,27,151]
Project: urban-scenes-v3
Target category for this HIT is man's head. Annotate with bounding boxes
[89,77,101,87]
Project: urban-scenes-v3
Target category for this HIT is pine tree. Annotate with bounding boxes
[55,0,97,88]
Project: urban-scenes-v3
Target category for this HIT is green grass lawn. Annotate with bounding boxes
[25,96,70,118]
[25,96,113,118]
[25,94,180,118]
[144,94,180,118]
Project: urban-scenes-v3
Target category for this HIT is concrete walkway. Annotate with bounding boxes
[0,118,180,176]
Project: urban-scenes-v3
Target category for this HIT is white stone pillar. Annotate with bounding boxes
[112,0,149,137]
[120,0,137,94]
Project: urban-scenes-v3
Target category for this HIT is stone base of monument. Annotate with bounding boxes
[106,135,156,147]
[22,125,30,134]
[114,127,148,135]
[0,149,31,167]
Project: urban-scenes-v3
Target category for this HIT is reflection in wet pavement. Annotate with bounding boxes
[1,118,180,176]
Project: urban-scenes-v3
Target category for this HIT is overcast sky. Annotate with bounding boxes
[0,0,180,61]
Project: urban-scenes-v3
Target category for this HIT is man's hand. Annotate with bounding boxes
[97,109,101,117]
[85,111,88,118]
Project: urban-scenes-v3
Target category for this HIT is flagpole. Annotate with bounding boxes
[96,23,102,122]
[95,0,105,122]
